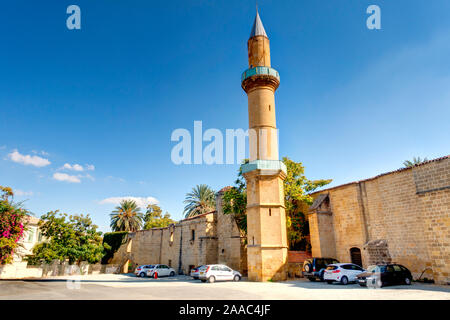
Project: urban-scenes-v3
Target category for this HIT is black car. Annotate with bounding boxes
[302,257,340,281]
[356,264,412,287]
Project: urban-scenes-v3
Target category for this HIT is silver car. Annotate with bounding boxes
[134,264,155,278]
[198,264,242,283]
[146,264,176,278]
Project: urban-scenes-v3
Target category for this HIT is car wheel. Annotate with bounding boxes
[233,275,241,282]
[326,280,333,284]
[304,264,312,273]
[340,276,348,285]
[201,279,206,283]
[404,277,411,285]
[139,272,146,278]
[308,277,316,282]
[208,276,216,283]
[170,271,175,277]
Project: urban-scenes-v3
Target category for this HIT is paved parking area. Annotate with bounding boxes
[0,274,449,300]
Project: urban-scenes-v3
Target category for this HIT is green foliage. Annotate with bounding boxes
[223,157,332,250]
[110,200,144,232]
[144,204,175,229]
[403,157,428,168]
[26,211,105,265]
[0,186,28,265]
[101,231,129,264]
[222,187,247,236]
[183,184,216,218]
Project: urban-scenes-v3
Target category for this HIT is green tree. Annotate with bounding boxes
[183,184,216,218]
[403,157,428,168]
[0,186,28,265]
[110,200,143,232]
[26,211,104,265]
[144,204,175,229]
[223,157,332,250]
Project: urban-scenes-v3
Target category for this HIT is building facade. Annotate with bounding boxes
[308,155,450,285]
[109,189,247,275]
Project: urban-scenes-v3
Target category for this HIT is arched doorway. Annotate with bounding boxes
[350,247,362,267]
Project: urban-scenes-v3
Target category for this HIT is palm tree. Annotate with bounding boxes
[183,184,216,218]
[110,200,144,232]
[403,157,428,168]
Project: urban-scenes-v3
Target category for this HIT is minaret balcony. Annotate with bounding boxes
[241,66,280,82]
[241,67,280,92]
[241,159,287,175]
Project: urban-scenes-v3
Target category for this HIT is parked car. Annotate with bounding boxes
[356,264,412,288]
[324,263,365,285]
[198,264,242,283]
[146,264,176,278]
[302,258,340,281]
[134,265,155,278]
[190,265,204,280]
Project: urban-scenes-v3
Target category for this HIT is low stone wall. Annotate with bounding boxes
[0,261,121,279]
[287,251,312,278]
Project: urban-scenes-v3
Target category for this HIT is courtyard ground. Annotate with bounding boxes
[0,274,448,300]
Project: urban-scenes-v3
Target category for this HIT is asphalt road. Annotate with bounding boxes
[0,274,449,300]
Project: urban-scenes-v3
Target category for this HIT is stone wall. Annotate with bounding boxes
[0,261,120,279]
[110,193,248,276]
[308,156,450,284]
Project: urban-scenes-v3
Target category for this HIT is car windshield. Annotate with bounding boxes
[367,265,386,273]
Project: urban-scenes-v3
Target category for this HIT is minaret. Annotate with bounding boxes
[241,10,288,281]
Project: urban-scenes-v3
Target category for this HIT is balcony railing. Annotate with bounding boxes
[241,66,280,83]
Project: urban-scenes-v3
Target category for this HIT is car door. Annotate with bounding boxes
[341,264,354,281]
[351,264,364,281]
[385,265,395,285]
[221,266,234,281]
[392,265,403,284]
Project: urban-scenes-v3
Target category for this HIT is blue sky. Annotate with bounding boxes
[1,1,449,233]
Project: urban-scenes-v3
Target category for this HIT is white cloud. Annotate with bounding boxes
[99,196,159,209]
[14,189,34,197]
[60,163,95,172]
[8,149,51,167]
[52,172,81,183]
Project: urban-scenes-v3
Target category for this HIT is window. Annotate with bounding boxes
[342,264,353,270]
[168,260,172,267]
[212,266,220,271]
[27,227,35,243]
[191,230,195,241]
[393,265,402,272]
[269,105,271,111]
[269,208,272,216]
[170,231,174,243]
[386,266,395,273]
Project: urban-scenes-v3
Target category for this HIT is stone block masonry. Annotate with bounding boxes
[308,155,450,284]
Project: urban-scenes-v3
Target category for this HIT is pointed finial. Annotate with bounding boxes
[249,7,267,39]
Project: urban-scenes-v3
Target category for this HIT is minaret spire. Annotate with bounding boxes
[249,8,267,39]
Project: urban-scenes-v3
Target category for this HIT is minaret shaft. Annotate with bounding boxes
[241,12,288,282]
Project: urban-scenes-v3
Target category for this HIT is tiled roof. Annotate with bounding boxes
[311,155,450,194]
[217,186,233,194]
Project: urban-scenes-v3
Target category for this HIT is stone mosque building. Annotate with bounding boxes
[110,12,449,284]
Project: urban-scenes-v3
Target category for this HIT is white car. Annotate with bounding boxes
[324,263,365,285]
[146,264,176,278]
[190,265,204,279]
[198,264,242,283]
[134,264,155,278]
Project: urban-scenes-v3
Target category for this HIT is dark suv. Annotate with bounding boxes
[302,258,339,281]
[356,264,412,287]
